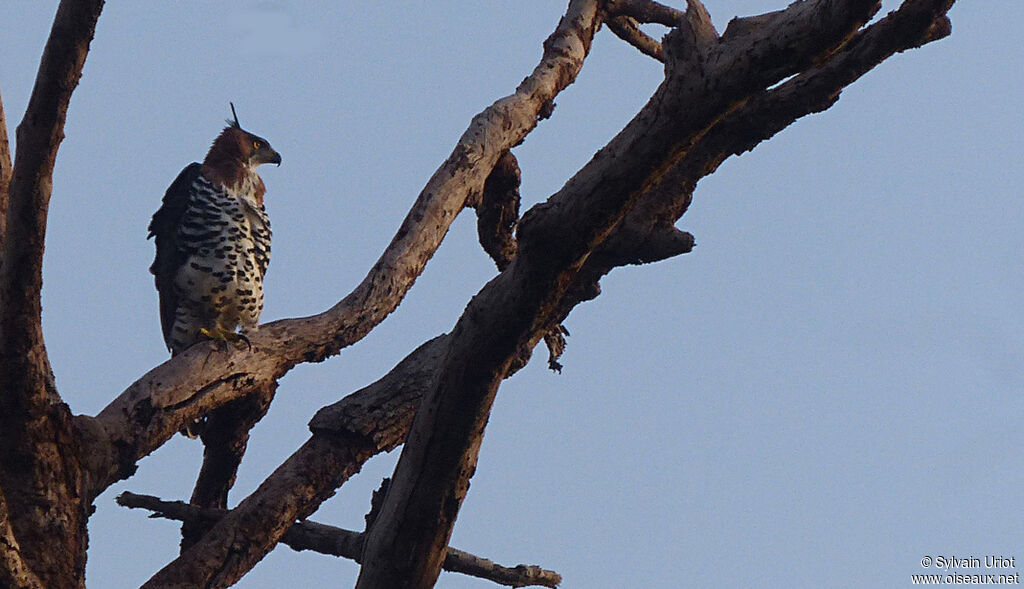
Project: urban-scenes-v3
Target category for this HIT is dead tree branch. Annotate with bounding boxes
[0,0,104,404]
[125,1,957,586]
[117,492,561,588]
[473,151,571,371]
[180,386,276,550]
[0,0,955,587]
[123,1,956,586]
[475,150,521,272]
[136,1,603,584]
[604,0,687,26]
[355,0,955,586]
[607,16,666,61]
[88,0,596,500]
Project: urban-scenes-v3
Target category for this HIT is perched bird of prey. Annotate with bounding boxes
[148,105,281,357]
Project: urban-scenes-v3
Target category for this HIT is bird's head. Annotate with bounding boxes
[204,103,282,170]
[236,129,282,168]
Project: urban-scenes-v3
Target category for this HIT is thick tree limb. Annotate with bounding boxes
[144,336,448,588]
[310,336,449,449]
[355,0,957,586]
[180,385,276,550]
[473,151,571,371]
[88,0,606,507]
[667,0,954,188]
[0,2,105,587]
[118,492,561,588]
[0,0,104,406]
[321,0,954,521]
[135,1,604,584]
[126,0,954,586]
[354,2,712,584]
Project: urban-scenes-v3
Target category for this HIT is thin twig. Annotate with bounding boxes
[117,492,561,588]
[604,0,687,26]
[607,16,664,61]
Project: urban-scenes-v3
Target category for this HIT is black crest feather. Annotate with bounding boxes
[227,102,241,129]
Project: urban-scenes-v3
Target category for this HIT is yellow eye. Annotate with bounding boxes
[252,140,262,150]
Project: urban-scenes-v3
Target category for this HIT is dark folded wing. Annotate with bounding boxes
[148,162,202,350]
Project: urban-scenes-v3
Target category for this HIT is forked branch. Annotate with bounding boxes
[607,16,666,61]
[356,0,953,586]
[89,0,602,502]
[108,0,956,587]
[137,0,605,584]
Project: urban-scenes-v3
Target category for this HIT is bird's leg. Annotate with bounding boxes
[199,326,252,352]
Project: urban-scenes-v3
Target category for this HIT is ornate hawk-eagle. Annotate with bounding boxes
[148,105,281,356]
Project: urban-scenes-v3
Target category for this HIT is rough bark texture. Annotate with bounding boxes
[355,0,954,586]
[607,16,666,61]
[0,88,11,241]
[475,150,521,272]
[87,0,606,501]
[180,385,276,550]
[0,2,105,588]
[0,0,955,587]
[0,490,44,589]
[133,1,608,585]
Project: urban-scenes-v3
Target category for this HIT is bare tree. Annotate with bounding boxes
[0,0,955,587]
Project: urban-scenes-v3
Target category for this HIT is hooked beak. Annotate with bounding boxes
[253,147,282,167]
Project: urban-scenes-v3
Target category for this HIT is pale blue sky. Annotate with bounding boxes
[2,2,1020,587]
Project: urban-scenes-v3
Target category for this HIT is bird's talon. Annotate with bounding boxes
[197,326,251,352]
[236,332,252,352]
